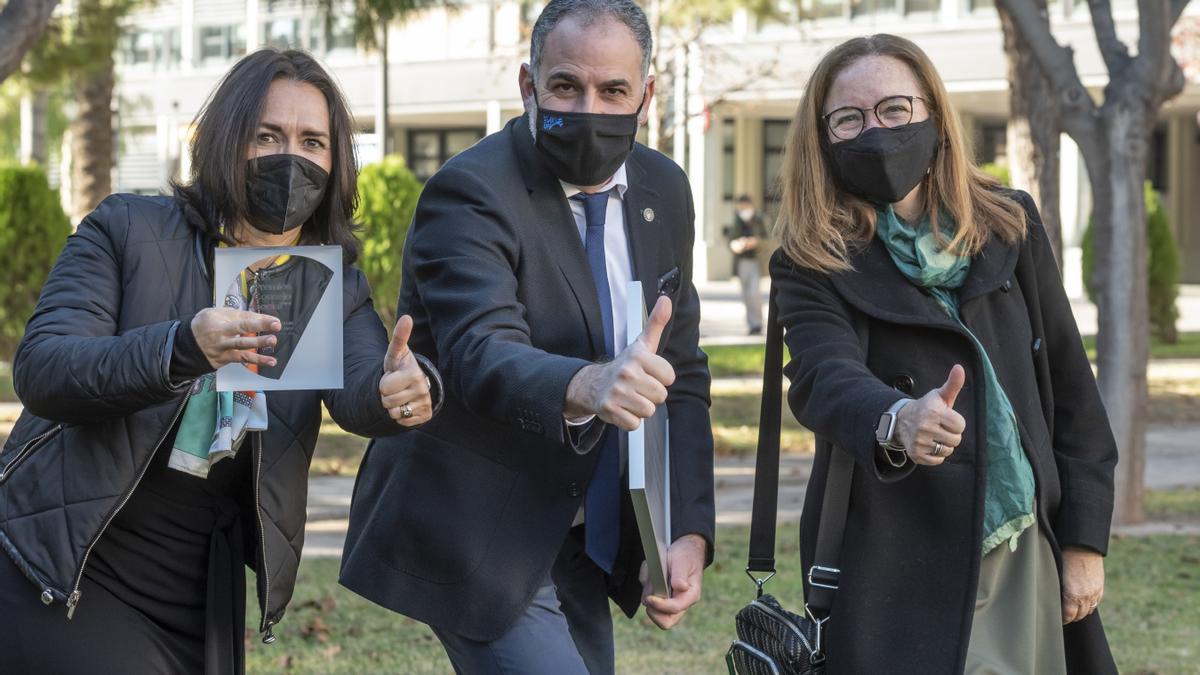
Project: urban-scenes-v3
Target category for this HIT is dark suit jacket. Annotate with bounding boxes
[340,116,715,641]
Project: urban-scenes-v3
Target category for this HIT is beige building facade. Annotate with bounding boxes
[108,0,1200,291]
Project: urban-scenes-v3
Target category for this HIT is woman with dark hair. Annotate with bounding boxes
[0,49,440,673]
[770,35,1117,673]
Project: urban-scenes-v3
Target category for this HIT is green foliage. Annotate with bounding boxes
[355,155,422,328]
[0,164,71,359]
[1082,182,1181,344]
[980,162,1011,187]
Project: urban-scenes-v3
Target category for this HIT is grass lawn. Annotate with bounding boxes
[246,527,1200,674]
[1147,487,1200,520]
[0,362,15,403]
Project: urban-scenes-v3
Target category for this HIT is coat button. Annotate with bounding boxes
[891,375,915,394]
[568,482,581,498]
[1032,337,1043,356]
[1001,279,1013,293]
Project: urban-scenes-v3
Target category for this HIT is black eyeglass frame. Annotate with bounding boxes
[821,95,929,141]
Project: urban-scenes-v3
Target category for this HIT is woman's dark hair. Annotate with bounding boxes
[173,48,362,263]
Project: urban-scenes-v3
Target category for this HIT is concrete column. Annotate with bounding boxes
[246,0,260,52]
[486,99,503,134]
[180,0,194,71]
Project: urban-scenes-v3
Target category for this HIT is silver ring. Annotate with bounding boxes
[1090,602,1098,609]
[400,403,414,419]
[931,442,943,457]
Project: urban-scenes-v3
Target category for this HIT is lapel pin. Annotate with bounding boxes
[642,207,655,222]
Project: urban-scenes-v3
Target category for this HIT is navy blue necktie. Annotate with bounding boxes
[573,189,620,574]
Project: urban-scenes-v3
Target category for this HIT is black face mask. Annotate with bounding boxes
[532,88,644,186]
[827,119,940,205]
[245,153,329,235]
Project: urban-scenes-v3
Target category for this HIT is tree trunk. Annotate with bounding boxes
[376,24,391,157]
[1089,101,1153,525]
[70,52,114,222]
[0,0,60,85]
[998,1,1063,268]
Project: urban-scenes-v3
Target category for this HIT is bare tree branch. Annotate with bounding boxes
[1086,0,1132,75]
[995,0,1101,149]
[1139,0,1172,83]
[0,0,60,84]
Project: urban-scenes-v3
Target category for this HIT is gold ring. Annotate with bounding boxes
[931,442,943,457]
[400,403,414,419]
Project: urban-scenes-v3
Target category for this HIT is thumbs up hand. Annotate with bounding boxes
[379,315,432,427]
[894,365,968,466]
[564,296,676,432]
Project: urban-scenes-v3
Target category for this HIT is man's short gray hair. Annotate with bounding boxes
[529,0,653,81]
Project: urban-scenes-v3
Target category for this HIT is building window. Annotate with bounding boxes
[722,119,736,201]
[851,0,899,17]
[903,0,941,13]
[976,120,1007,166]
[120,29,180,69]
[198,25,246,64]
[310,14,356,53]
[263,18,301,50]
[762,119,790,219]
[407,128,486,182]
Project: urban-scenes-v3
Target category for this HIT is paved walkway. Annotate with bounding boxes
[301,424,1200,558]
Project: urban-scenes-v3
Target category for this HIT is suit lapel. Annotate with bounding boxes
[509,118,606,357]
[622,152,662,315]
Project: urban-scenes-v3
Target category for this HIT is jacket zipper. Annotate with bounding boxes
[751,599,814,654]
[253,432,276,642]
[0,424,63,484]
[64,395,189,619]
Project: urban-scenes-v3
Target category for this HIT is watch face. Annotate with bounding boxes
[875,413,893,443]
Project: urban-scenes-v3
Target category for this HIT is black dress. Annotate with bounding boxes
[0,422,253,675]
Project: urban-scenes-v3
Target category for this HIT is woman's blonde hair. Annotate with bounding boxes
[775,34,1027,272]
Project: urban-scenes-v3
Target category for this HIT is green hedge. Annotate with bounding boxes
[1082,182,1181,344]
[355,156,422,328]
[0,165,71,360]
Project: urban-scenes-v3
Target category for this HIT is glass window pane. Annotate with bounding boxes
[970,0,995,9]
[805,0,845,19]
[199,27,225,61]
[264,19,299,50]
[763,120,790,150]
[905,0,940,13]
[329,15,356,51]
[230,24,246,58]
[852,0,898,17]
[412,159,441,182]
[409,132,440,160]
[445,130,483,157]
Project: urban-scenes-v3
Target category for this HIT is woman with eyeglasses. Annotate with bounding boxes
[769,34,1117,673]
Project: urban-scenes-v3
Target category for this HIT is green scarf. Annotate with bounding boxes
[875,205,1036,554]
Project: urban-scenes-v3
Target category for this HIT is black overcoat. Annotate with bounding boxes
[771,190,1117,674]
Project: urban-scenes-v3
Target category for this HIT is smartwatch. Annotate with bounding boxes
[875,398,912,449]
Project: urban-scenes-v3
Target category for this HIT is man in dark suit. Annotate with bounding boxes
[339,0,714,672]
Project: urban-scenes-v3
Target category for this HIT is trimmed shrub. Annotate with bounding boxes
[0,164,71,360]
[980,162,1011,187]
[1081,182,1180,344]
[355,155,423,328]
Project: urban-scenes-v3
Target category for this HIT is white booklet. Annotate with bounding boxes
[213,245,343,392]
[624,280,672,598]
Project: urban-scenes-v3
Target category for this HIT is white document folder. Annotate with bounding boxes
[624,281,672,598]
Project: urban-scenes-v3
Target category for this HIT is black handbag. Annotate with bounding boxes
[726,284,855,675]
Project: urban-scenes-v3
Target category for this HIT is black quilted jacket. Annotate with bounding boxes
[0,194,436,640]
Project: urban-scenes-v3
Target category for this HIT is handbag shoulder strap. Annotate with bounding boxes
[746,282,857,619]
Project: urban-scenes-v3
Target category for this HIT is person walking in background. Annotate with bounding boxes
[769,34,1117,673]
[339,1,715,673]
[724,194,766,334]
[0,49,439,675]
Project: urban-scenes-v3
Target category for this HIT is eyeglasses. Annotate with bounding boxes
[822,95,926,141]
